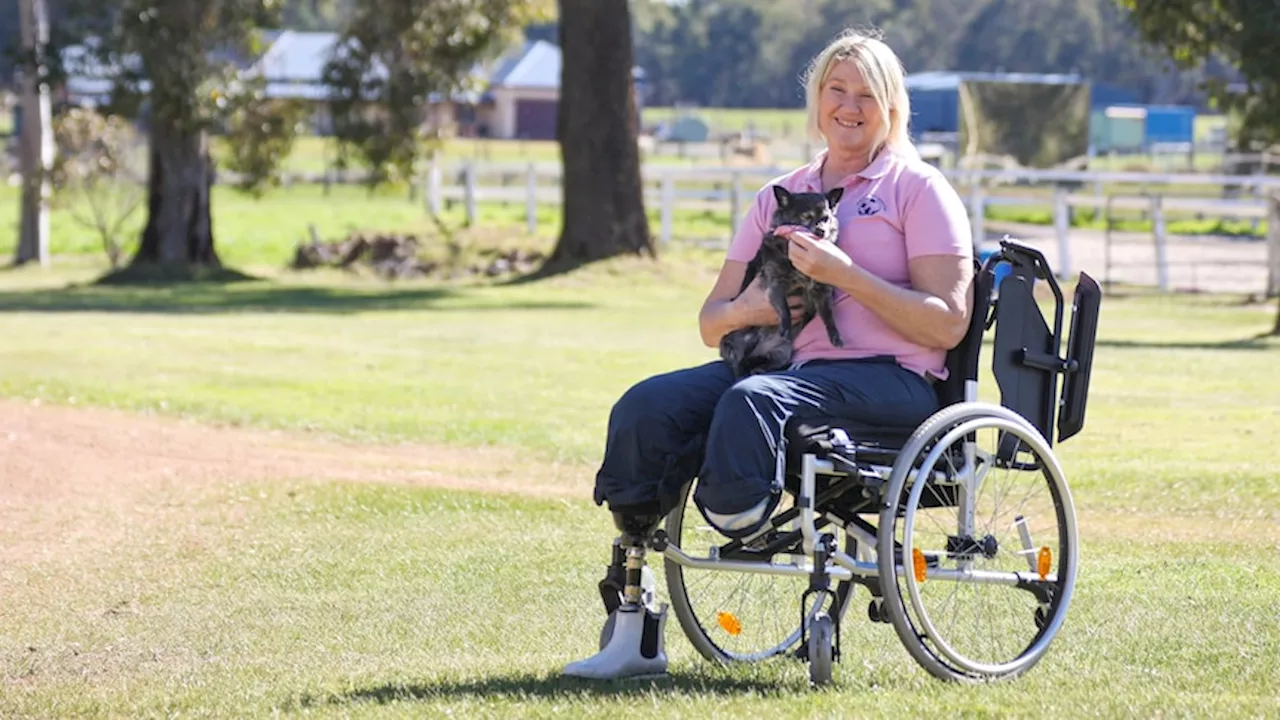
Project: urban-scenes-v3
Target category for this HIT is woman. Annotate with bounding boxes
[564,28,974,680]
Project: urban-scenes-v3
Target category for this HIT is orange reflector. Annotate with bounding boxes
[717,611,742,636]
[912,548,927,583]
[1037,546,1052,580]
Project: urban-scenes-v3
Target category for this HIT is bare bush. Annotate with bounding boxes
[52,108,146,268]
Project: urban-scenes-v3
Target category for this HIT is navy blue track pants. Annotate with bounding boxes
[593,356,940,522]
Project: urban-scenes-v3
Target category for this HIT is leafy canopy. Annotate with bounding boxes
[323,0,552,186]
[1116,0,1280,148]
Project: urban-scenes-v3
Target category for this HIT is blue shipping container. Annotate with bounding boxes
[1144,106,1196,146]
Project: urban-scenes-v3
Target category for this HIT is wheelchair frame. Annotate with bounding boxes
[655,238,1101,685]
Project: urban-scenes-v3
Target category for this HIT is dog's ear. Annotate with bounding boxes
[825,187,844,207]
[772,185,792,209]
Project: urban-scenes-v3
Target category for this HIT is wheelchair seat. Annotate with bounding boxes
[780,237,1101,499]
[784,416,914,471]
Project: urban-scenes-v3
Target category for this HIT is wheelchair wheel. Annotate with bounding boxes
[665,482,856,664]
[877,403,1078,682]
[808,613,834,687]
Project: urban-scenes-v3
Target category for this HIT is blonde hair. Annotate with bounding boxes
[801,28,917,161]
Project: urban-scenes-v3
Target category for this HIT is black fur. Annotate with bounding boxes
[719,185,845,378]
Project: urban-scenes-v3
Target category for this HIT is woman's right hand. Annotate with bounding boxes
[732,276,805,328]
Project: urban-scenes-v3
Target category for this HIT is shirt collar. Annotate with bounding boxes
[803,147,897,190]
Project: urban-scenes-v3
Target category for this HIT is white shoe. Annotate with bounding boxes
[563,604,668,680]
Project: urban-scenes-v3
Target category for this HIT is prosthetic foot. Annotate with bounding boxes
[563,509,669,681]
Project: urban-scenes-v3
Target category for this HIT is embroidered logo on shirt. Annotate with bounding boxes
[855,195,885,216]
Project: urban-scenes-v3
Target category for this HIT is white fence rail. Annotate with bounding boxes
[423,162,1275,287]
[260,157,1274,294]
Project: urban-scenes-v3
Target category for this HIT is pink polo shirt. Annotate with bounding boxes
[726,148,973,380]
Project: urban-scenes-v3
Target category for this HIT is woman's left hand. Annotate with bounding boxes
[778,227,855,286]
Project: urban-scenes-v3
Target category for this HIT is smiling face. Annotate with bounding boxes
[816,59,887,160]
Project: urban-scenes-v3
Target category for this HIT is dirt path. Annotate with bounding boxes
[988,221,1269,295]
[3,399,1273,565]
[0,399,592,562]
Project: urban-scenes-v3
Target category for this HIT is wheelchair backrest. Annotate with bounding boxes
[938,238,1100,445]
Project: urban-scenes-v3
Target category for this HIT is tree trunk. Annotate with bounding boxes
[14,0,52,267]
[549,0,654,268]
[131,122,219,267]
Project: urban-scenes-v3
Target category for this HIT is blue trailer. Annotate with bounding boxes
[1143,105,1196,147]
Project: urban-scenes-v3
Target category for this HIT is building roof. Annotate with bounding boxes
[488,39,561,89]
[249,30,339,83]
[905,70,1085,92]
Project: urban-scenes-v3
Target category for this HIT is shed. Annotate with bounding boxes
[905,71,1086,139]
[1090,106,1146,153]
[1142,105,1196,147]
[486,39,561,140]
[904,71,1091,167]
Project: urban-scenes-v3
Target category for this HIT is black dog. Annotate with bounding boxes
[719,185,844,378]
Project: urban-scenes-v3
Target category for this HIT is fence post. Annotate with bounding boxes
[1253,157,1268,233]
[1151,194,1169,291]
[463,162,476,226]
[729,170,742,241]
[1053,186,1072,279]
[660,173,674,246]
[426,156,441,215]
[525,162,537,235]
[968,184,986,250]
[1266,192,1280,297]
[1103,194,1115,294]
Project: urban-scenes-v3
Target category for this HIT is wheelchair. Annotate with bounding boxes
[653,238,1102,685]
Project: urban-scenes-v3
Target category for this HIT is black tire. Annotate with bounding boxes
[876,402,1079,682]
[665,482,856,664]
[808,613,834,687]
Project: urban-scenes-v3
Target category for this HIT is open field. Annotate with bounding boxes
[2,250,1279,717]
[0,183,743,270]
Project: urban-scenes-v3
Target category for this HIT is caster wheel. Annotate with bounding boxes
[808,613,834,687]
[868,600,889,624]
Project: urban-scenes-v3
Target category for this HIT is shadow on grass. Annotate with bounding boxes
[1097,332,1278,351]
[0,281,593,315]
[301,671,803,708]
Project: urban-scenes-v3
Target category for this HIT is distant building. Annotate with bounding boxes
[1090,104,1197,153]
[41,33,646,144]
[905,70,1140,140]
[242,29,340,134]
[484,39,560,140]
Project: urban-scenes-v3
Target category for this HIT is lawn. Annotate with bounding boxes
[0,183,740,271]
[1,252,1279,717]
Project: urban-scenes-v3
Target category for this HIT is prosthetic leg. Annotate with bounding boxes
[563,508,668,680]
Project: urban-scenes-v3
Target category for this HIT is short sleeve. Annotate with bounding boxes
[902,173,973,261]
[725,186,772,263]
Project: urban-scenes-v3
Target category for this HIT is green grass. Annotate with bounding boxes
[1,256,1279,716]
[6,480,1279,717]
[642,106,809,139]
[0,183,740,270]
[985,203,1269,238]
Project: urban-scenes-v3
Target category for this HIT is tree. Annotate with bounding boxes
[14,0,53,267]
[548,0,653,269]
[58,0,281,274]
[1115,0,1280,333]
[324,0,549,189]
